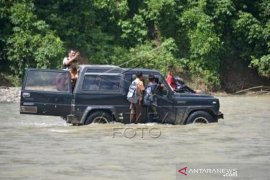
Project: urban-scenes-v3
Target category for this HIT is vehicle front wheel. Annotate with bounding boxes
[85,111,112,125]
[186,111,215,124]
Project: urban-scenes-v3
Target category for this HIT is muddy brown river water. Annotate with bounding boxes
[0,96,269,180]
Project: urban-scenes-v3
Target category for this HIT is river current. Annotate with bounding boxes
[0,96,269,179]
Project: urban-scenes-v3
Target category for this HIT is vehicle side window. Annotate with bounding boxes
[128,74,168,93]
[82,75,99,90]
[148,74,169,95]
[82,75,120,92]
[100,76,120,91]
[25,71,70,92]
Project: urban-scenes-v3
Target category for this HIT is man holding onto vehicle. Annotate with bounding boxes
[129,72,145,123]
[144,74,158,122]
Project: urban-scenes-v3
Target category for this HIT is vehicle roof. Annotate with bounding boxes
[80,64,123,73]
[122,68,160,74]
[79,64,161,74]
[79,64,121,70]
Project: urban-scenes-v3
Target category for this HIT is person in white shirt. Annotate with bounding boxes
[63,49,80,69]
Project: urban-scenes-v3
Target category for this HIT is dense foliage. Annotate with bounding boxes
[0,0,269,89]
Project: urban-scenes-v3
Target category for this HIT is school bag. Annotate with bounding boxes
[127,80,139,103]
[144,84,155,106]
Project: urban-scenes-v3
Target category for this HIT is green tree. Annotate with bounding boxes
[179,0,222,89]
[0,0,269,89]
[111,38,178,74]
[231,1,270,78]
[5,1,64,76]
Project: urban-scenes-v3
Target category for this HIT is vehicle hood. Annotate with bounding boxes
[173,92,215,99]
[172,92,220,107]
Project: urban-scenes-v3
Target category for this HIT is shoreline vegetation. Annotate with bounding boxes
[1,86,269,103]
[0,1,269,92]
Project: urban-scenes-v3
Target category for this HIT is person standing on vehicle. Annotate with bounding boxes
[166,65,177,91]
[63,49,80,69]
[69,64,78,91]
[128,72,145,123]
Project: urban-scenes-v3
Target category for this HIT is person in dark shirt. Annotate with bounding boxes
[144,74,158,122]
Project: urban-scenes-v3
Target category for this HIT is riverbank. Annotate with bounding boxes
[0,87,21,103]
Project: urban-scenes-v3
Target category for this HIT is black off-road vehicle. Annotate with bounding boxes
[20,65,223,125]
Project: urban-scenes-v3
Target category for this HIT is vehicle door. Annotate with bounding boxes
[152,74,176,124]
[74,73,129,123]
[20,69,72,116]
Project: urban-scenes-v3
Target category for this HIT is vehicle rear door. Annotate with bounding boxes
[20,69,72,116]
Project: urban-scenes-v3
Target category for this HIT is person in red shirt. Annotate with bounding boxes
[166,65,177,90]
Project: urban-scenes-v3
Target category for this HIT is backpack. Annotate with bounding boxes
[144,84,155,106]
[127,80,139,103]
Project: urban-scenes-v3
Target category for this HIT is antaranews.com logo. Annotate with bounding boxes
[178,166,237,177]
[177,163,270,179]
